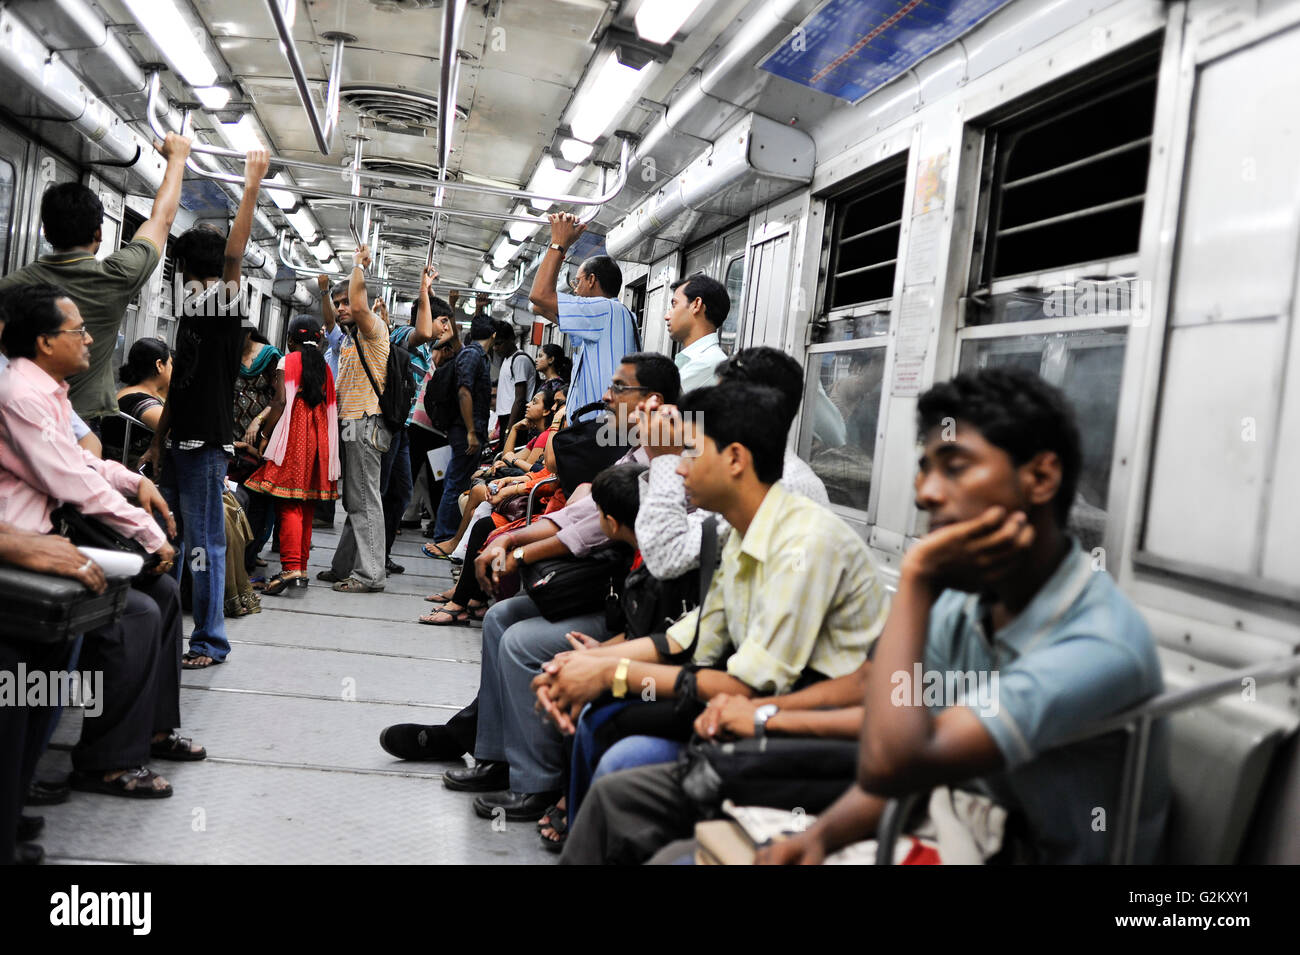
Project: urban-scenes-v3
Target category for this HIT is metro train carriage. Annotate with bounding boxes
[0,0,1296,883]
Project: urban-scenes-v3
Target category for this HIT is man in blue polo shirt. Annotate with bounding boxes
[747,368,1170,865]
[528,213,637,423]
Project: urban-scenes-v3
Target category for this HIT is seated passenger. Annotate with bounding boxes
[634,346,830,582]
[102,337,172,468]
[0,283,204,800]
[377,355,677,770]
[546,382,889,863]
[752,369,1169,865]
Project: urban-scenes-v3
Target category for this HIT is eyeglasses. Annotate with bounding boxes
[45,326,91,340]
[607,382,650,395]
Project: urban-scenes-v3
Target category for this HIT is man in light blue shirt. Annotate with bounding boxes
[528,213,637,423]
[665,273,729,393]
[759,368,1169,866]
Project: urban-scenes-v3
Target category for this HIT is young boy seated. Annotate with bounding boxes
[757,368,1169,865]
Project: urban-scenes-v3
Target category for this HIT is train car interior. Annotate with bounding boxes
[0,0,1296,880]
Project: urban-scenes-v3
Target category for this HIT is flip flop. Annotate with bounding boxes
[181,651,223,670]
[419,608,469,626]
[424,589,457,603]
[422,542,457,560]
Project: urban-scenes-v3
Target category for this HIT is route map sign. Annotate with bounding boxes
[759,0,1014,103]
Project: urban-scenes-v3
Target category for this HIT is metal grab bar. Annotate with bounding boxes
[144,72,633,209]
[871,654,1300,866]
[277,231,525,298]
[265,0,347,156]
[525,476,560,523]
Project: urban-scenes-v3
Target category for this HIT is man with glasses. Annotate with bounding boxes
[528,213,638,424]
[378,355,680,809]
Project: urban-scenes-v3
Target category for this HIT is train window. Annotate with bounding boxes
[0,156,14,274]
[824,165,907,313]
[1138,24,1300,601]
[801,344,888,515]
[967,44,1160,325]
[959,329,1127,551]
[720,254,744,354]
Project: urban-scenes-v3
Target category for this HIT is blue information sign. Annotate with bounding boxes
[759,0,1014,103]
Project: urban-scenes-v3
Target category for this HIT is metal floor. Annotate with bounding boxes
[35,516,559,865]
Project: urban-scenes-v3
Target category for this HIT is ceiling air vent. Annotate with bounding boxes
[360,157,443,189]
[340,86,467,138]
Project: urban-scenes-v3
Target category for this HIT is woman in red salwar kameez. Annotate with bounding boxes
[245,317,340,595]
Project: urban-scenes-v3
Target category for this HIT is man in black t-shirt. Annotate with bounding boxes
[145,150,269,669]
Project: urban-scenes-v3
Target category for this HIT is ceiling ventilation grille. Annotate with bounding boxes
[340,86,467,137]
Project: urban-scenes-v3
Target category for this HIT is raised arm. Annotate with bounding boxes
[133,134,191,251]
[317,273,336,333]
[529,212,585,321]
[349,245,383,339]
[408,266,439,347]
[223,149,270,286]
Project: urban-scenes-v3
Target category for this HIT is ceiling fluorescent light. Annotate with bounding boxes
[481,265,502,283]
[635,0,706,45]
[311,239,334,260]
[526,155,581,213]
[279,0,297,31]
[195,86,231,110]
[491,237,520,269]
[221,115,266,154]
[560,138,594,164]
[507,205,541,244]
[568,51,649,143]
[122,0,218,88]
[266,174,296,210]
[288,207,318,242]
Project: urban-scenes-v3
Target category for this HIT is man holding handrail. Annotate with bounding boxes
[528,213,638,424]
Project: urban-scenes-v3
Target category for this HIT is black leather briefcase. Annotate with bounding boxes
[0,566,130,644]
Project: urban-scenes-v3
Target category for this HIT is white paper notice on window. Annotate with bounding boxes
[904,209,944,286]
[891,287,934,397]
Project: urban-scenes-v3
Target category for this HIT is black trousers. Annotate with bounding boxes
[0,638,67,863]
[449,515,498,606]
[442,697,478,755]
[73,573,183,774]
[408,426,449,523]
[560,762,698,865]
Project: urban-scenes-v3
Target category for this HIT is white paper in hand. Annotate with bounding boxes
[77,546,144,579]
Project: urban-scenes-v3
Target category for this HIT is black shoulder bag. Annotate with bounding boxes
[351,327,416,435]
[518,544,633,623]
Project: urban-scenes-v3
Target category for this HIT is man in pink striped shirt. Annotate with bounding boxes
[0,284,204,799]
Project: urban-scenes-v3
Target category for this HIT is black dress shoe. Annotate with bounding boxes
[473,789,562,822]
[386,559,406,575]
[14,842,43,865]
[442,759,509,793]
[26,777,69,806]
[17,815,44,841]
[379,723,466,761]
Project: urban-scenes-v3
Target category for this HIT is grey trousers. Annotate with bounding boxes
[559,761,698,865]
[473,593,613,793]
[331,419,389,588]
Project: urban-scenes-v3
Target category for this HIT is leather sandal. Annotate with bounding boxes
[70,767,172,799]
[150,733,207,762]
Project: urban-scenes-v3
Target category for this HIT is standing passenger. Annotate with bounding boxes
[528,213,637,423]
[244,318,340,595]
[429,319,495,545]
[664,274,729,392]
[0,134,191,431]
[144,150,269,669]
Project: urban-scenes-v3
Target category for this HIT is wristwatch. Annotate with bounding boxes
[753,703,780,739]
[549,242,566,254]
[512,545,527,565]
[612,658,631,699]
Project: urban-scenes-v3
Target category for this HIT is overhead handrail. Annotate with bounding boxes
[276,231,525,298]
[264,0,348,156]
[145,72,632,209]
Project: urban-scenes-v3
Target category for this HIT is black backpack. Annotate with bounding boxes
[423,358,460,433]
[351,328,417,434]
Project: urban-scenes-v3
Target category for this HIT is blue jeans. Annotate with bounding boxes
[163,445,230,661]
[433,424,477,540]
